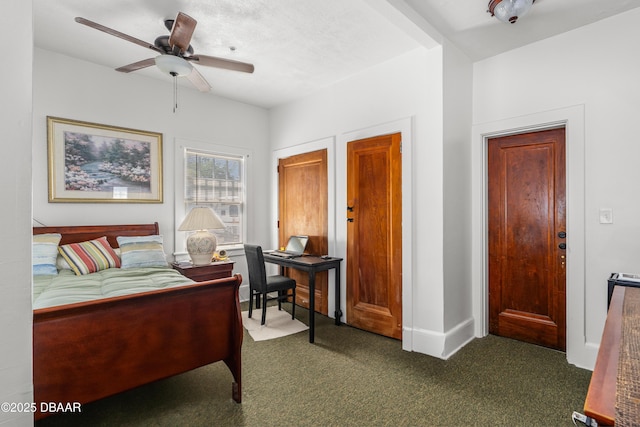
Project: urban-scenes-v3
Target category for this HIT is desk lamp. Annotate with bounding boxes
[178,206,225,265]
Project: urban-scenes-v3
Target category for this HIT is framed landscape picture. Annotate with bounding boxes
[47,116,163,203]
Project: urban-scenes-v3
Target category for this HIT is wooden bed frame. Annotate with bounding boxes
[32,223,242,420]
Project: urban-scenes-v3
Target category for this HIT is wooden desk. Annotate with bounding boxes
[584,286,625,426]
[172,260,235,282]
[263,254,343,343]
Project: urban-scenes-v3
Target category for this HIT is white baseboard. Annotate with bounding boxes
[443,317,475,359]
[568,340,598,371]
[405,326,446,358]
[403,317,475,360]
[239,283,250,303]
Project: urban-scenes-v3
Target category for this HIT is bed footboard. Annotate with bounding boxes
[33,274,243,420]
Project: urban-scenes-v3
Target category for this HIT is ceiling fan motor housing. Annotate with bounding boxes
[154,35,194,55]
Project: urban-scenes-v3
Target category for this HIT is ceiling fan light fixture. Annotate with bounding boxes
[488,0,535,24]
[155,54,192,76]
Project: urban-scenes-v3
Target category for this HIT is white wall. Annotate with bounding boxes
[1,1,33,425]
[472,8,640,369]
[32,48,271,295]
[269,46,474,358]
[18,6,633,393]
[442,39,474,355]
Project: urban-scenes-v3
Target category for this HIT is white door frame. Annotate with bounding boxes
[271,137,337,314]
[340,117,413,350]
[471,105,590,368]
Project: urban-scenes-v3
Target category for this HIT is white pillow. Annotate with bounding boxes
[117,235,168,268]
[33,233,62,276]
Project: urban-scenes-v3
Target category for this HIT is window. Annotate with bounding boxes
[184,149,244,247]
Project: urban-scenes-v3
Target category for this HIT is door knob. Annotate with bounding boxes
[558,231,566,238]
[558,243,566,250]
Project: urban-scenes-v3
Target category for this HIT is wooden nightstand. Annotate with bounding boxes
[172,260,235,282]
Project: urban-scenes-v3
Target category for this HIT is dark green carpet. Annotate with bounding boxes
[36,306,591,426]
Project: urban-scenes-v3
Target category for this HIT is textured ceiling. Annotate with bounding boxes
[404,0,640,60]
[33,0,640,108]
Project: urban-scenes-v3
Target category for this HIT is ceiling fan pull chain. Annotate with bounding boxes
[172,71,178,113]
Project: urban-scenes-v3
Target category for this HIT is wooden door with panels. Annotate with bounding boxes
[488,127,566,351]
[346,133,402,339]
[278,149,329,314]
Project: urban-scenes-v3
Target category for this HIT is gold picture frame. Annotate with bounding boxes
[47,116,163,203]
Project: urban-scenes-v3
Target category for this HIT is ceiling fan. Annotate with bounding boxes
[75,12,255,92]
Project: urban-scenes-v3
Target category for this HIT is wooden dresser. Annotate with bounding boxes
[584,285,640,426]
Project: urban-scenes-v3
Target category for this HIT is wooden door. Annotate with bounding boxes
[488,128,566,351]
[346,133,402,339]
[278,150,328,314]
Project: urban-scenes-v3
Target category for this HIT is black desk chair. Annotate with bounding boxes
[244,244,297,325]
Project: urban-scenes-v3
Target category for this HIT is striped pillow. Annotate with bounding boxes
[58,236,121,275]
[117,235,168,269]
[33,233,62,276]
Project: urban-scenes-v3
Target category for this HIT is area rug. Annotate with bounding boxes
[241,306,308,341]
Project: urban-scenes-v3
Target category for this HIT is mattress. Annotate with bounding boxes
[33,267,195,309]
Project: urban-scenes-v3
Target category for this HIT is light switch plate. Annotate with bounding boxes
[599,208,613,224]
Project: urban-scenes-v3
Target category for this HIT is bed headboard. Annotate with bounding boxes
[32,223,160,248]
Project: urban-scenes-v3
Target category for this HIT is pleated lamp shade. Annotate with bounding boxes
[178,207,225,265]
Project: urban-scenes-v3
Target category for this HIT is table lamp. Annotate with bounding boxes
[178,206,225,265]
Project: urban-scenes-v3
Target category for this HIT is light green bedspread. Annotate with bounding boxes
[33,267,195,310]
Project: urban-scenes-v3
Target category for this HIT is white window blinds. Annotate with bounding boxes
[184,149,244,246]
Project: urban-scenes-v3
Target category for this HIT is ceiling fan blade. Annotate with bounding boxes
[186,67,212,92]
[75,17,162,54]
[168,12,197,54]
[187,55,255,74]
[115,58,156,73]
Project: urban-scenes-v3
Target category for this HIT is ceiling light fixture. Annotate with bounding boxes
[488,0,535,24]
[155,55,193,76]
[155,55,194,112]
